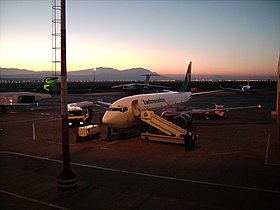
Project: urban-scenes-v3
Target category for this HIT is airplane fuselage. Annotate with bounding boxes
[0,92,51,104]
[102,91,191,129]
[0,77,57,113]
[241,85,251,92]
[240,86,256,94]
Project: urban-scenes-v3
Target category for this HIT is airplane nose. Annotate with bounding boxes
[102,112,116,128]
[102,113,109,126]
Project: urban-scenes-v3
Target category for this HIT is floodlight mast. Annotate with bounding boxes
[277,55,280,141]
[93,68,96,83]
[57,0,77,188]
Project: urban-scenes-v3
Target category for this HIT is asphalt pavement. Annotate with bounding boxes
[0,90,279,210]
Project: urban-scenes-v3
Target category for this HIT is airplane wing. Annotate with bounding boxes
[0,103,39,112]
[190,105,261,113]
[111,84,130,89]
[220,86,241,92]
[95,101,112,110]
[97,101,112,106]
[191,90,223,96]
[0,103,39,106]
[112,84,170,89]
[161,104,261,117]
[66,100,111,111]
[146,84,170,89]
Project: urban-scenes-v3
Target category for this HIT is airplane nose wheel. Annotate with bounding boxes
[119,129,127,139]
[107,127,112,138]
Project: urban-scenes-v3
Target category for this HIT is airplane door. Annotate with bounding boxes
[131,100,141,117]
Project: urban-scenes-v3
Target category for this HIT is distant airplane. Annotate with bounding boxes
[0,77,57,113]
[220,81,274,94]
[101,62,261,130]
[111,74,169,94]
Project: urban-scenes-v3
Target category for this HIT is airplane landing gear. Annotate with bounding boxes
[1,107,7,113]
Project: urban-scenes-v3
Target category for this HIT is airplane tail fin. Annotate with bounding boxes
[36,77,58,94]
[144,75,151,85]
[179,61,192,92]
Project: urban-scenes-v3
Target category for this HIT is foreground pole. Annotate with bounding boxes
[57,0,77,188]
[277,55,280,143]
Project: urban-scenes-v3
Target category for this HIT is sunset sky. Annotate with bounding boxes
[0,0,279,78]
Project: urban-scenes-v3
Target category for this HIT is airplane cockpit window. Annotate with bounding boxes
[122,107,128,112]
[111,108,121,111]
[109,107,128,112]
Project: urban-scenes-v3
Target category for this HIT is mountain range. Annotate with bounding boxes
[0,67,276,81]
[0,67,169,81]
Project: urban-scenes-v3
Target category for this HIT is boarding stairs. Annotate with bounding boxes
[140,110,198,150]
[140,110,188,138]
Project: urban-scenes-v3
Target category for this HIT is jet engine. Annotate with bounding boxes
[174,114,193,128]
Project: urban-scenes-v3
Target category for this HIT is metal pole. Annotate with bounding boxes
[93,68,96,83]
[57,0,77,188]
[277,55,280,143]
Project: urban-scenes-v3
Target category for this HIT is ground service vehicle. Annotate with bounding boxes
[76,124,100,142]
[140,110,198,151]
[68,101,94,126]
[190,104,225,119]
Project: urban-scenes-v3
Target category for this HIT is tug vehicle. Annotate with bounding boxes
[76,124,100,142]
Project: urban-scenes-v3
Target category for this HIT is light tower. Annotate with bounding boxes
[277,55,280,141]
[56,0,77,188]
[93,68,96,83]
[52,0,61,77]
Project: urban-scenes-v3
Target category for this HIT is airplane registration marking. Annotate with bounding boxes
[1,151,279,194]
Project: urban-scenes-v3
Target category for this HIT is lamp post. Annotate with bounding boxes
[277,55,280,142]
[57,0,77,188]
[93,68,96,83]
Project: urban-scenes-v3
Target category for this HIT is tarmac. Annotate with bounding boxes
[0,90,279,210]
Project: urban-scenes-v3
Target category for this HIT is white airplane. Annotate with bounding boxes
[0,77,57,113]
[102,62,261,130]
[111,74,169,94]
[99,62,261,130]
[220,81,274,94]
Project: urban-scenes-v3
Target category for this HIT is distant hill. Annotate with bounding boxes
[0,67,168,81]
[0,67,276,81]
